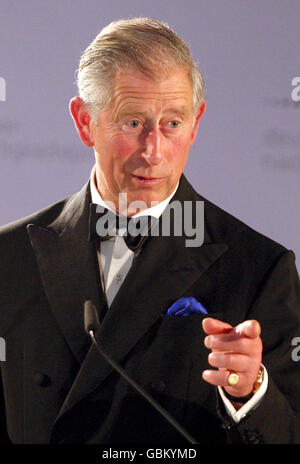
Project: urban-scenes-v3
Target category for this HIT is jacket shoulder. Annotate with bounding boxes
[181,175,287,258]
[183,179,289,281]
[204,195,286,253]
[0,195,74,333]
[0,195,74,238]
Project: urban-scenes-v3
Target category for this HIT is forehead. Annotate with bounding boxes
[109,68,194,111]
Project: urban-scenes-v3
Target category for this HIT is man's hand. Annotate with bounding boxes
[202,318,262,398]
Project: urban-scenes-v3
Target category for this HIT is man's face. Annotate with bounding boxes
[86,68,205,212]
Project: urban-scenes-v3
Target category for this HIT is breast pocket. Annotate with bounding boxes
[128,312,222,397]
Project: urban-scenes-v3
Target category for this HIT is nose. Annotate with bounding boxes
[141,128,163,165]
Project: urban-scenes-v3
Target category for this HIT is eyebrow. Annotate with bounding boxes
[117,106,190,119]
[163,107,190,117]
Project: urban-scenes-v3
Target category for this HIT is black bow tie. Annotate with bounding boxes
[88,203,157,253]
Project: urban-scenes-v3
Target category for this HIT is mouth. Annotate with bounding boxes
[131,174,164,186]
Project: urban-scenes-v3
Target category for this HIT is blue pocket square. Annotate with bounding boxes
[164,297,207,317]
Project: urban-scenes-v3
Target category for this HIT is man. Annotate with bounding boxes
[0,17,299,444]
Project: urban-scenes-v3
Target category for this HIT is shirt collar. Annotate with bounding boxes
[90,165,179,219]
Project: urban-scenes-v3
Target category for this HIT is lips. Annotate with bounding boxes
[131,174,164,185]
[134,175,156,180]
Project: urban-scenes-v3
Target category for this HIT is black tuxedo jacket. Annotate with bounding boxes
[0,174,299,444]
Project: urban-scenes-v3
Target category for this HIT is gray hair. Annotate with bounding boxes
[76,17,205,121]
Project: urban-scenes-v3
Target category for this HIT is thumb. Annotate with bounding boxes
[235,320,261,339]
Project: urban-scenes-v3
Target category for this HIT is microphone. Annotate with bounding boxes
[84,299,101,334]
[84,300,199,444]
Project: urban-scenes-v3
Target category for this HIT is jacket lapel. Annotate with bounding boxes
[27,182,106,365]
[53,175,228,422]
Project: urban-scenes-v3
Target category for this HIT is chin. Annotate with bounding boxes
[128,192,163,210]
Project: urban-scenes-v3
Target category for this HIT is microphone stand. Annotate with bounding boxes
[85,309,199,445]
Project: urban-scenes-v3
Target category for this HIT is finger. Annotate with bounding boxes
[235,320,261,339]
[202,369,254,397]
[202,369,235,388]
[208,352,255,372]
[204,333,262,355]
[202,318,233,335]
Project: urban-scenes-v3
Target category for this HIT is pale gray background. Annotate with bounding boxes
[0,0,299,270]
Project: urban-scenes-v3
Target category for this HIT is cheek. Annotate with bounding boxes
[168,135,191,164]
[111,135,138,160]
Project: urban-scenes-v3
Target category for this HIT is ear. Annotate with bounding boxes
[191,100,206,145]
[69,96,94,147]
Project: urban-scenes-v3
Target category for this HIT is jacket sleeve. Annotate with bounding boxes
[218,250,300,444]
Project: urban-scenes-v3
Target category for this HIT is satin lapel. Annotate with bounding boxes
[55,176,228,421]
[27,183,106,365]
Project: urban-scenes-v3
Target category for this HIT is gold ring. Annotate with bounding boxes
[227,372,239,387]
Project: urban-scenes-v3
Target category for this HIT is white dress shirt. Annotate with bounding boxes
[90,165,179,307]
[89,165,268,423]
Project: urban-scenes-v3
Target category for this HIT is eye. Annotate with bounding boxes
[128,120,141,129]
[121,119,143,134]
[167,121,180,128]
